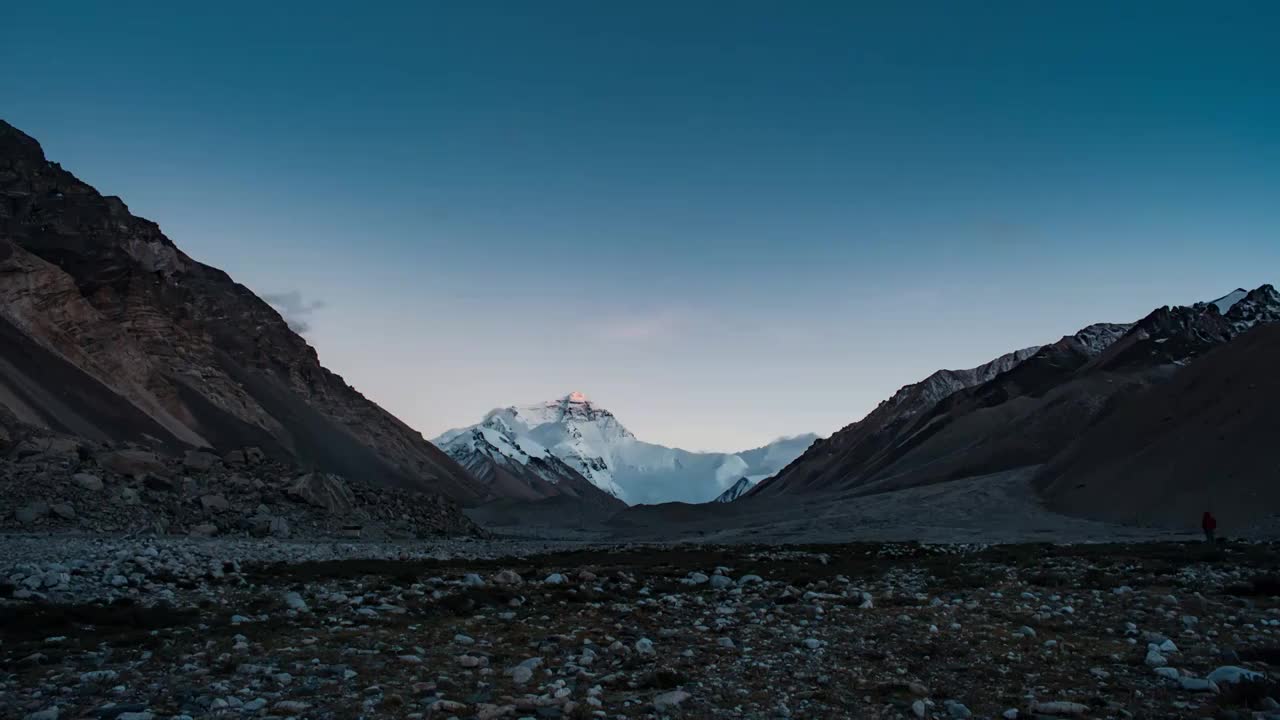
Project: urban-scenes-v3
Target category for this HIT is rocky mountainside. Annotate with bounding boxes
[748,344,1051,497]
[1037,321,1280,528]
[0,120,488,508]
[0,419,482,538]
[436,392,818,505]
[752,285,1278,503]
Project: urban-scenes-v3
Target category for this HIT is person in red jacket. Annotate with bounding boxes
[1202,511,1217,544]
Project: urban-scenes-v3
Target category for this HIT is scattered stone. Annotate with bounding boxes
[199,494,229,513]
[72,473,104,491]
[1032,700,1088,716]
[653,690,691,711]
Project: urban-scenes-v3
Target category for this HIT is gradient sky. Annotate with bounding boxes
[4,2,1278,451]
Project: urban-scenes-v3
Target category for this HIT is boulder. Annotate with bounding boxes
[183,450,219,472]
[144,474,176,492]
[15,436,81,460]
[97,449,167,478]
[200,494,230,513]
[244,447,265,465]
[189,523,219,538]
[248,515,272,537]
[223,449,246,466]
[287,472,354,515]
[653,690,690,711]
[50,503,76,520]
[1031,701,1088,716]
[73,473,104,491]
[270,516,290,538]
[1207,666,1265,686]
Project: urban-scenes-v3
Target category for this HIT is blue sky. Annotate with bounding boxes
[4,2,1278,450]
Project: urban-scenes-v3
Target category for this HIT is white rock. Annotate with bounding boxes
[1177,676,1219,693]
[1031,701,1087,716]
[653,690,691,711]
[1206,665,1264,685]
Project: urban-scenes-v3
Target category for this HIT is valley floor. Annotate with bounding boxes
[3,535,1280,719]
[501,468,1271,546]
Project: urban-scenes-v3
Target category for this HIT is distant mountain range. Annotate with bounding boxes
[749,284,1280,528]
[435,392,819,505]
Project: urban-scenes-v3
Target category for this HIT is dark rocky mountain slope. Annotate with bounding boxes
[1036,321,1280,529]
[0,119,485,504]
[752,287,1278,506]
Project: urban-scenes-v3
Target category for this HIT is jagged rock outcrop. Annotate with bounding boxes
[0,119,484,505]
[712,477,754,503]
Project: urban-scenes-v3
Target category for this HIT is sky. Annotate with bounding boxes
[4,2,1279,451]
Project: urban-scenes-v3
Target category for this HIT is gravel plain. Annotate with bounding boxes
[4,533,1280,720]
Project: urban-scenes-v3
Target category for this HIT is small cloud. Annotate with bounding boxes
[263,290,325,334]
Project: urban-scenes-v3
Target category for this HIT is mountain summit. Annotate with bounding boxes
[435,393,818,505]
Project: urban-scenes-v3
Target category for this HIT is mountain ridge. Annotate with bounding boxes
[0,119,485,506]
[750,284,1278,506]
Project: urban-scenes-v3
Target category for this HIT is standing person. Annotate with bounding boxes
[1202,511,1217,544]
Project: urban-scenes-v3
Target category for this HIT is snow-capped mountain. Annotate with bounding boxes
[434,393,819,505]
[712,477,754,503]
[435,411,623,509]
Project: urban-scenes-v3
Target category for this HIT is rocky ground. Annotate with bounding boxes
[3,536,1279,720]
[0,431,481,540]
